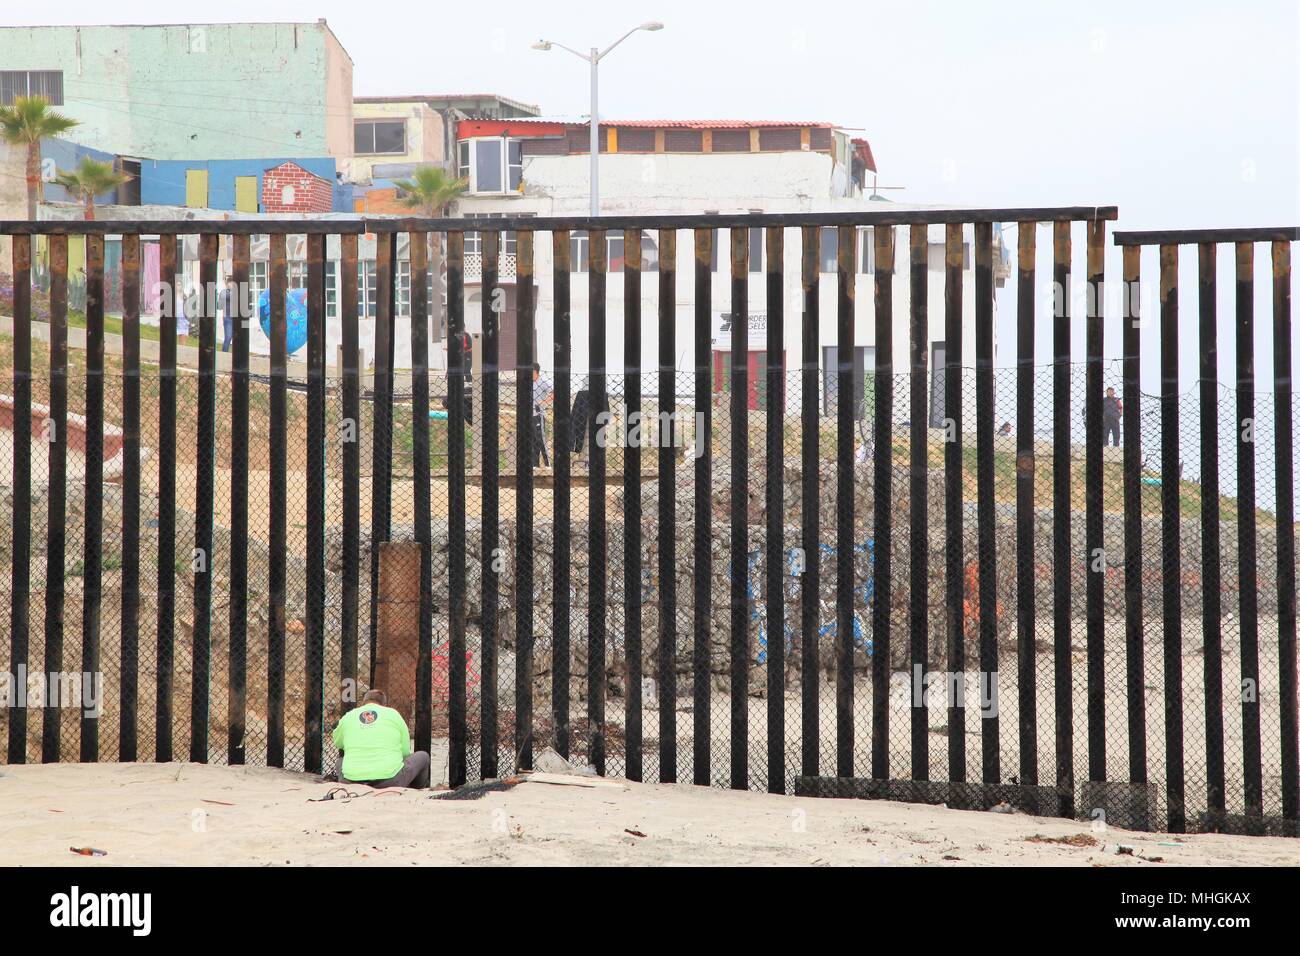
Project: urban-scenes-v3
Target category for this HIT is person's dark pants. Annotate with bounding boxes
[341,751,431,789]
[222,315,233,352]
[532,411,549,467]
[1104,419,1120,447]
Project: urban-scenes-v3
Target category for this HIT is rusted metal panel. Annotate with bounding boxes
[1052,220,1073,817]
[80,234,105,764]
[870,224,895,781]
[446,231,468,786]
[1273,239,1298,823]
[835,224,854,779]
[1016,222,1039,787]
[42,233,69,764]
[1084,218,1106,785]
[1121,243,1147,795]
[515,230,536,771]
[943,222,965,786]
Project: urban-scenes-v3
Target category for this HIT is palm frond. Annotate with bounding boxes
[0,95,79,145]
[53,156,130,199]
[393,165,469,213]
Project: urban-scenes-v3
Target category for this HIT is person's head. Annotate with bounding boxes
[362,689,386,707]
[1106,387,1115,397]
[532,362,541,382]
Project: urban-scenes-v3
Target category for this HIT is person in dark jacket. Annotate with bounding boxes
[1103,387,1122,446]
[571,388,593,453]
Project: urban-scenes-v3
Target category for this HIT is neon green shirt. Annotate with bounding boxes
[331,703,411,781]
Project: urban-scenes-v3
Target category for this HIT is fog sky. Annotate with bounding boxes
[7,1,1299,392]
[9,0,1296,228]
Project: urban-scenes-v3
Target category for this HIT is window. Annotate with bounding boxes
[462,212,532,259]
[704,229,760,273]
[396,261,411,317]
[570,231,589,271]
[288,261,307,290]
[458,138,525,194]
[639,233,659,272]
[359,260,379,319]
[568,230,655,273]
[354,120,405,155]
[325,262,338,320]
[475,139,502,192]
[822,346,875,420]
[249,261,268,310]
[397,260,437,318]
[1,70,63,105]
[507,140,523,191]
[928,241,970,271]
[859,227,875,274]
[819,227,863,273]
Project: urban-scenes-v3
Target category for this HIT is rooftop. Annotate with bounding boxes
[456,116,836,130]
[354,93,541,115]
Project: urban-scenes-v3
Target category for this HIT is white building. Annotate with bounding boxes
[452,117,1008,420]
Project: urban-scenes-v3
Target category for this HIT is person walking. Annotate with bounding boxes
[532,362,553,467]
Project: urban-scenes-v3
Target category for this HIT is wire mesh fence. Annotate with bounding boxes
[0,216,1295,839]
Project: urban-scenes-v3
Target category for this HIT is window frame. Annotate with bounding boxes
[1,70,63,106]
[354,119,407,156]
[568,230,653,273]
[458,137,525,195]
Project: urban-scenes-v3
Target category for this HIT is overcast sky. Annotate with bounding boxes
[7,1,1299,405]
[9,0,1296,228]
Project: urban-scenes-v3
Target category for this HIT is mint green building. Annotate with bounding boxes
[0,21,354,164]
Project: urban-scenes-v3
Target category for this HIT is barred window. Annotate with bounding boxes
[1,70,63,105]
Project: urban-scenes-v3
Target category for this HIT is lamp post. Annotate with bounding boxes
[531,21,663,217]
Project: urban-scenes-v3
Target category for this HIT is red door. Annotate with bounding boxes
[712,350,782,411]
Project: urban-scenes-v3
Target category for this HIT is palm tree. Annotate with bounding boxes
[0,95,80,220]
[53,157,130,220]
[395,166,468,352]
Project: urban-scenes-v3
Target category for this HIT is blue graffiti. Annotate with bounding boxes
[725,539,877,664]
[814,539,875,657]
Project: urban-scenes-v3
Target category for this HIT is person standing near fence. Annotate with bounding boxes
[532,362,553,467]
[1103,386,1122,447]
[219,280,234,352]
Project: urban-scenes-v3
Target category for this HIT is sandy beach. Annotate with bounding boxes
[1,761,1295,867]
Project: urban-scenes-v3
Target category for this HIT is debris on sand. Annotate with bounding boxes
[431,778,523,801]
[1025,833,1100,847]
[523,772,627,790]
[530,746,573,774]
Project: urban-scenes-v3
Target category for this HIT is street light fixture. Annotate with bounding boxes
[532,22,664,216]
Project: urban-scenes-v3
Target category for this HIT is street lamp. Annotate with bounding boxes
[531,21,664,216]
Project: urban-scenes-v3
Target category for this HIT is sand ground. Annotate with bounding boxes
[2,761,1295,867]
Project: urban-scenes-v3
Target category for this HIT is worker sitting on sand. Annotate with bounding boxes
[332,689,430,789]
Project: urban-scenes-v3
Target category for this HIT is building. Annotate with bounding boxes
[350,99,447,184]
[353,93,539,175]
[348,93,539,210]
[0,21,354,164]
[139,156,344,212]
[450,118,1008,414]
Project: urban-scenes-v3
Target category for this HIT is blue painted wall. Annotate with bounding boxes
[139,156,342,211]
[41,138,123,205]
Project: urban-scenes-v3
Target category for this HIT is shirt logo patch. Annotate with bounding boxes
[359,710,377,725]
